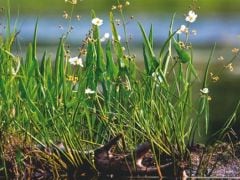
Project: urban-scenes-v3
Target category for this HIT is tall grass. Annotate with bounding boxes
[0,0,240,178]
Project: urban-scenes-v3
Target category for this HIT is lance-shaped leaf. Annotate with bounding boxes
[173,40,191,63]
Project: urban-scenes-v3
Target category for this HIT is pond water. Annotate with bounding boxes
[8,14,240,47]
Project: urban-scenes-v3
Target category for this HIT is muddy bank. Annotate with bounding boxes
[1,134,240,179]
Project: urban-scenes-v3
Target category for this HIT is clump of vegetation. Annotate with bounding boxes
[0,0,240,178]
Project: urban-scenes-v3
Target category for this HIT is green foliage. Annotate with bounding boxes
[173,40,191,63]
[0,1,240,178]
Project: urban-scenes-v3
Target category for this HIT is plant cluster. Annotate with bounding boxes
[0,0,239,178]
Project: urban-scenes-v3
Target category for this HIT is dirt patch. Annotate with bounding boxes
[1,134,240,179]
[189,142,240,177]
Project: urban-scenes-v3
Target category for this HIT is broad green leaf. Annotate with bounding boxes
[173,40,191,63]
[91,10,105,79]
[32,18,38,61]
[106,40,118,80]
[110,12,126,69]
[86,41,97,89]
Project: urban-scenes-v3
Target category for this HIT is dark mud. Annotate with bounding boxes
[1,135,240,179]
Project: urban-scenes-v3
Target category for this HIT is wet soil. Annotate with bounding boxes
[189,142,240,177]
[1,135,240,179]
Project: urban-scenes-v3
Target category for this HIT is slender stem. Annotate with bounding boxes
[117,0,131,55]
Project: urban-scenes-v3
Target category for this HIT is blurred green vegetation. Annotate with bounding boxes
[1,0,240,16]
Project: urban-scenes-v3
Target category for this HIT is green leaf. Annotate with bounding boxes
[138,22,157,64]
[143,45,150,74]
[142,25,154,75]
[149,24,153,48]
[86,41,97,89]
[138,22,168,86]
[19,78,44,121]
[110,12,126,69]
[32,18,38,61]
[106,40,118,80]
[173,40,191,64]
[91,10,105,78]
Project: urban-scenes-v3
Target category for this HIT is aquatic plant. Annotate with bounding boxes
[0,0,240,178]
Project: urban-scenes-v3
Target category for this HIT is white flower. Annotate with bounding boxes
[100,33,110,42]
[92,17,103,26]
[125,1,130,6]
[217,56,224,61]
[200,87,209,94]
[191,29,197,35]
[120,61,125,68]
[112,35,121,41]
[85,88,95,94]
[232,48,239,54]
[185,10,197,23]
[103,33,110,39]
[177,25,189,34]
[111,5,117,10]
[115,19,121,25]
[152,72,163,83]
[69,56,83,67]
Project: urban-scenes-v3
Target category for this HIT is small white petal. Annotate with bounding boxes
[177,25,188,34]
[125,1,130,6]
[112,35,121,41]
[152,72,163,83]
[217,56,224,61]
[191,29,197,35]
[92,17,103,26]
[120,62,125,68]
[185,10,197,23]
[200,88,209,94]
[85,88,95,94]
[100,33,110,42]
[100,37,106,42]
[69,57,84,67]
[104,33,110,39]
[176,30,182,34]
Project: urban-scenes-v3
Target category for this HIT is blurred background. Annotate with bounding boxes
[0,0,240,137]
[1,0,240,46]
